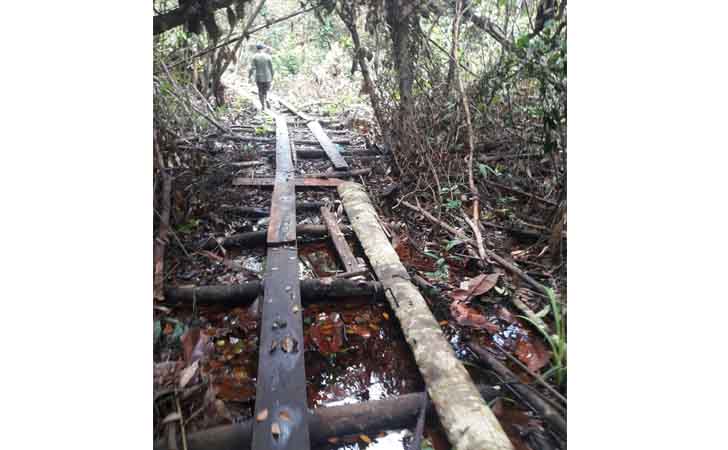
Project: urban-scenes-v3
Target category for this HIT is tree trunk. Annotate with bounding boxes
[164,278,384,306]
[154,0,242,36]
[338,182,514,450]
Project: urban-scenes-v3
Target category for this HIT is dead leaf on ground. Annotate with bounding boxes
[179,360,199,388]
[162,412,182,424]
[514,336,551,372]
[181,328,213,364]
[450,302,500,334]
[496,306,517,324]
[450,273,500,302]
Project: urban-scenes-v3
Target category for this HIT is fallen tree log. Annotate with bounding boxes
[200,225,345,250]
[164,278,383,306]
[338,182,514,450]
[154,385,500,450]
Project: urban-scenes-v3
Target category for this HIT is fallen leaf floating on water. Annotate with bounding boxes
[450,273,500,302]
[515,336,552,372]
[308,313,345,354]
[360,434,372,444]
[382,312,389,320]
[256,408,268,422]
[279,410,291,422]
[327,437,339,444]
[450,302,500,334]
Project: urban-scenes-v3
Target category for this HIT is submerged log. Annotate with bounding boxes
[154,385,501,450]
[337,182,514,450]
[164,279,383,306]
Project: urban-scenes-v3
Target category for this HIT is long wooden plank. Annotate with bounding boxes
[306,121,349,170]
[251,112,310,450]
[320,206,360,274]
[266,113,296,243]
[233,177,344,188]
[337,182,514,450]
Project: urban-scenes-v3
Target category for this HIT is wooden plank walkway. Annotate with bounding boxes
[320,206,360,274]
[307,120,349,170]
[251,111,310,450]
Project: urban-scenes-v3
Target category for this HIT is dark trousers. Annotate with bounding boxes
[256,81,271,109]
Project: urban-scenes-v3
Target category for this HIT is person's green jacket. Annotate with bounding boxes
[249,53,274,83]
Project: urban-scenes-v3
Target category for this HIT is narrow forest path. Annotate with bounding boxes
[153,90,565,450]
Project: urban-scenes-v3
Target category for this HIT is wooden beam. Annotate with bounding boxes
[307,121,349,170]
[320,206,360,274]
[233,177,344,188]
[251,112,310,450]
[164,279,384,306]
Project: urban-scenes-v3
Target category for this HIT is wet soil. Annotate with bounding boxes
[154,102,564,450]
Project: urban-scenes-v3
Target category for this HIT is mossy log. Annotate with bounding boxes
[337,182,514,450]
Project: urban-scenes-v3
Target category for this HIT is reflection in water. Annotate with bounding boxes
[304,302,424,449]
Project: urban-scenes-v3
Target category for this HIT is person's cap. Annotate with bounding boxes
[256,43,264,50]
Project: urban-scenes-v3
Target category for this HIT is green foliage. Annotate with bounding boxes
[423,252,450,282]
[176,218,201,234]
[520,288,567,386]
[273,52,301,75]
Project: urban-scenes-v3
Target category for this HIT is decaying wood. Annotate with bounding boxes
[320,206,360,274]
[200,224,344,250]
[220,201,326,217]
[469,342,566,439]
[338,182,514,450]
[164,279,384,306]
[259,148,380,159]
[307,121,350,170]
[154,147,172,302]
[302,168,371,178]
[227,135,352,146]
[232,177,344,188]
[154,384,501,450]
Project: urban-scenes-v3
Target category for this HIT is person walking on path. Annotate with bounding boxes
[248,43,274,111]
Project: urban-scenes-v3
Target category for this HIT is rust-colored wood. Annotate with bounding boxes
[266,113,297,244]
